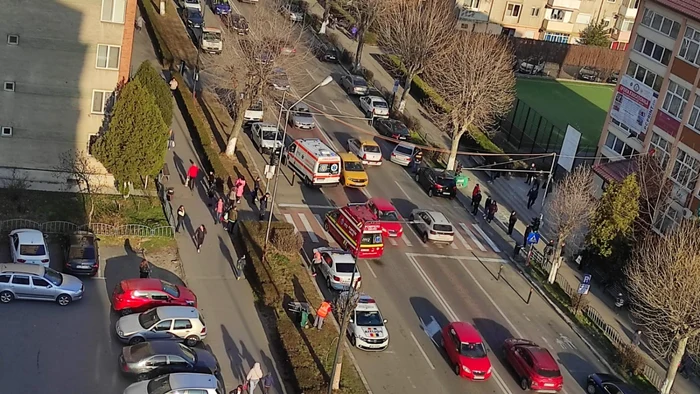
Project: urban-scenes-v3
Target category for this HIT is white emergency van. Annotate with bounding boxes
[286,138,341,186]
[343,293,389,351]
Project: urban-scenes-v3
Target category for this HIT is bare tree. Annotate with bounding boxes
[202,5,314,157]
[377,0,456,113]
[424,32,516,171]
[626,220,700,394]
[328,288,361,391]
[634,153,673,234]
[56,149,109,227]
[347,0,386,72]
[545,166,597,284]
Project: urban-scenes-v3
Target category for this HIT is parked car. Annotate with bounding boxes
[119,341,219,381]
[607,71,619,84]
[414,167,457,198]
[340,153,369,188]
[341,75,369,95]
[0,263,84,306]
[281,3,304,22]
[289,103,315,129]
[224,13,248,34]
[440,321,492,381]
[63,230,99,276]
[577,66,600,82]
[211,0,231,15]
[359,96,389,118]
[123,373,224,394]
[374,118,409,141]
[347,138,382,165]
[179,0,202,11]
[409,209,454,244]
[9,229,50,267]
[587,373,641,394]
[270,67,290,91]
[503,338,563,392]
[112,278,197,316]
[250,123,284,154]
[320,46,338,63]
[390,142,421,167]
[115,306,207,346]
[182,7,204,29]
[313,247,361,291]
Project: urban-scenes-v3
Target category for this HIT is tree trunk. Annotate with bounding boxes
[547,244,563,284]
[226,100,249,157]
[446,130,464,171]
[353,33,365,72]
[397,71,415,114]
[660,336,688,394]
[88,198,95,228]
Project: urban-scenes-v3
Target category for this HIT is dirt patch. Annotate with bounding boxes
[100,236,184,284]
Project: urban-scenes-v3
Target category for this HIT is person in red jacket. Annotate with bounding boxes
[185,160,199,190]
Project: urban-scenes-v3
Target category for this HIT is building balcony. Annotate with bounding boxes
[542,19,575,34]
[458,7,489,23]
[547,0,581,10]
[610,28,632,42]
[618,5,638,20]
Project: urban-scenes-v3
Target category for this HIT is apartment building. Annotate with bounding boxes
[594,0,700,232]
[0,0,136,189]
[455,0,638,49]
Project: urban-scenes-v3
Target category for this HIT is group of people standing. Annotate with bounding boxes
[470,184,498,223]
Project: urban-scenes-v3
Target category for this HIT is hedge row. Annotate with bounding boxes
[238,221,367,394]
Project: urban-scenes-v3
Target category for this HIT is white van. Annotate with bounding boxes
[286,138,341,186]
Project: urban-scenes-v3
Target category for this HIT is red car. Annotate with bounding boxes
[112,279,197,315]
[364,198,403,238]
[441,322,492,381]
[503,338,563,392]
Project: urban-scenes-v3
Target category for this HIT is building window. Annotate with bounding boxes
[4,82,15,92]
[101,0,126,23]
[621,19,634,31]
[633,35,672,66]
[641,8,681,39]
[604,133,637,157]
[671,148,700,190]
[464,0,480,8]
[626,0,640,8]
[649,132,671,168]
[1,127,12,137]
[679,27,700,66]
[688,94,700,134]
[549,9,565,21]
[96,44,120,70]
[625,60,663,92]
[6,34,18,45]
[661,81,690,120]
[91,90,113,114]
[655,205,681,234]
[531,7,539,17]
[506,3,521,17]
[544,32,569,44]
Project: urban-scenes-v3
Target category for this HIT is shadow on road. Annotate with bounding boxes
[221,324,246,382]
[409,296,451,367]
[557,351,593,391]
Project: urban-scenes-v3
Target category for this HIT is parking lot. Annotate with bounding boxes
[0,237,184,393]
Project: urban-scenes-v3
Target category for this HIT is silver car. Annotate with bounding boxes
[289,103,315,129]
[409,210,455,244]
[123,373,223,394]
[341,75,369,95]
[0,263,84,306]
[270,67,290,91]
[116,306,207,347]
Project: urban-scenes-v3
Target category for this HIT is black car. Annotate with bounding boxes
[374,118,409,141]
[119,341,219,381]
[587,373,640,394]
[321,47,338,63]
[63,231,99,276]
[577,67,600,82]
[183,8,204,29]
[414,167,457,198]
[225,13,249,35]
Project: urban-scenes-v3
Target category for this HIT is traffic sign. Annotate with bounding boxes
[393,79,400,94]
[577,274,592,295]
[527,232,540,245]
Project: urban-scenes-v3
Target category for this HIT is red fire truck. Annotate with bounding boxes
[324,205,384,259]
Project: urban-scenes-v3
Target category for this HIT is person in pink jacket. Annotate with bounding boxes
[234,176,246,204]
[215,197,224,224]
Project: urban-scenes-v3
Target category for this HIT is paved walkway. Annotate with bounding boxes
[131,20,287,393]
[305,2,699,391]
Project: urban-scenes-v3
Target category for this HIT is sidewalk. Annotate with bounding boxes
[304,2,698,391]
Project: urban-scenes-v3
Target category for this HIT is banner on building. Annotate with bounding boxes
[610,75,658,135]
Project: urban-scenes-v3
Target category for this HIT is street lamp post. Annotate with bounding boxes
[262,76,334,264]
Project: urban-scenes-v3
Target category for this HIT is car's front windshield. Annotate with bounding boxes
[147,374,172,394]
[355,310,384,326]
[373,100,388,108]
[203,32,221,42]
[161,281,180,298]
[460,342,487,358]
[262,128,282,140]
[378,210,399,221]
[138,308,160,329]
[344,162,364,172]
[44,267,63,286]
[295,111,313,119]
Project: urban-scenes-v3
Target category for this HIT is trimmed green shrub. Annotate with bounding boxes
[270,226,303,256]
[135,61,173,127]
[615,343,644,376]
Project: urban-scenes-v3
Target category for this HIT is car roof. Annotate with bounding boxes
[156,306,200,319]
[423,210,450,224]
[254,123,278,130]
[11,229,45,244]
[433,168,455,179]
[522,346,559,370]
[0,263,45,276]
[395,142,416,149]
[293,102,310,110]
[349,75,366,81]
[591,373,639,392]
[69,231,96,246]
[123,278,165,292]
[368,198,395,211]
[450,322,482,341]
[144,340,188,356]
[367,95,385,102]
[340,152,362,162]
[168,373,218,389]
[319,248,356,264]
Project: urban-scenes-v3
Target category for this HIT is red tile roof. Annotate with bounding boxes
[654,0,700,21]
[592,159,638,183]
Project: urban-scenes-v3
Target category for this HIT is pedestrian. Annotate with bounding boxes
[185,160,199,190]
[472,184,481,199]
[169,76,178,92]
[228,186,237,206]
[544,240,555,261]
[527,187,539,209]
[246,362,264,393]
[311,248,322,277]
[486,201,498,223]
[252,176,262,202]
[139,259,150,278]
[483,196,492,219]
[350,25,358,40]
[262,373,273,394]
[167,129,175,150]
[259,192,270,220]
[229,385,245,394]
[235,254,246,280]
[471,192,482,215]
[227,206,238,234]
[632,329,642,347]
[532,176,541,191]
[314,300,332,330]
[206,171,216,205]
[678,354,689,376]
[525,163,536,184]
[136,15,145,31]
[176,205,186,233]
[193,224,207,253]
[235,176,246,204]
[507,211,517,235]
[523,225,532,247]
[215,197,224,224]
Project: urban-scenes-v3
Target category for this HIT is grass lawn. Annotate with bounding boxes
[514,79,615,147]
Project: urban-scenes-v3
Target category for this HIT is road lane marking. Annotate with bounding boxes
[389,238,398,246]
[460,223,486,251]
[472,224,501,253]
[450,242,458,250]
[284,214,299,233]
[314,214,331,238]
[278,203,336,209]
[361,188,372,198]
[298,213,319,243]
[453,229,472,250]
[330,100,340,112]
[409,331,435,370]
[401,234,413,247]
[364,261,377,278]
[394,180,412,199]
[305,68,315,79]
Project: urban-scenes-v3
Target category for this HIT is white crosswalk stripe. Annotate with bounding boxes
[298,213,319,243]
[314,214,331,239]
[401,234,413,247]
[453,228,472,250]
[435,244,444,249]
[461,223,487,252]
[389,238,398,246]
[450,241,458,249]
[471,224,501,253]
[284,214,298,233]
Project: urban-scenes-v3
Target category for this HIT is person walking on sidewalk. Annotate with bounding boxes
[471,192,482,215]
[483,196,492,219]
[234,176,246,204]
[259,192,270,220]
[507,211,517,235]
[185,161,199,190]
[523,225,532,247]
[252,176,262,202]
[169,76,178,92]
[136,15,145,32]
[472,184,481,199]
[486,201,498,223]
[235,254,246,280]
[632,329,642,347]
[245,362,264,393]
[314,300,332,330]
[228,186,237,207]
[139,259,151,278]
[176,205,186,233]
[193,225,207,253]
[167,129,175,150]
[526,187,539,209]
[215,197,224,224]
[525,163,536,184]
[261,373,273,394]
[206,171,217,206]
[227,206,238,234]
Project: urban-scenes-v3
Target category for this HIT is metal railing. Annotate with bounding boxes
[0,219,173,238]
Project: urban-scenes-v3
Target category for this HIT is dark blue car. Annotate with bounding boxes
[587,373,641,394]
[212,0,231,15]
[183,7,204,29]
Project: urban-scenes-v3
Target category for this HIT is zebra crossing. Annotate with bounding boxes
[281,210,503,254]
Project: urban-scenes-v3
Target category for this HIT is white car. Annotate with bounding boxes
[9,229,50,267]
[347,138,382,166]
[343,293,389,351]
[314,247,361,291]
[180,0,202,11]
[123,373,223,394]
[409,210,455,244]
[115,306,207,346]
[359,96,390,118]
[390,142,420,166]
[282,4,304,22]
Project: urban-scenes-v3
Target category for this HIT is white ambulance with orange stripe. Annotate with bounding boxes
[286,138,342,186]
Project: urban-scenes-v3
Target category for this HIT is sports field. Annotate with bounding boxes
[513,78,615,147]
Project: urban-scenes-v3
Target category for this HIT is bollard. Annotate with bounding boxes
[497,264,504,281]
[526,288,533,304]
[290,172,296,186]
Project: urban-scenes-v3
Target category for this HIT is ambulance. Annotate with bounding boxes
[324,205,384,259]
[341,293,389,351]
[286,138,341,186]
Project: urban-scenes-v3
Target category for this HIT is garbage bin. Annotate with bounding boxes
[300,308,310,328]
[455,174,468,189]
